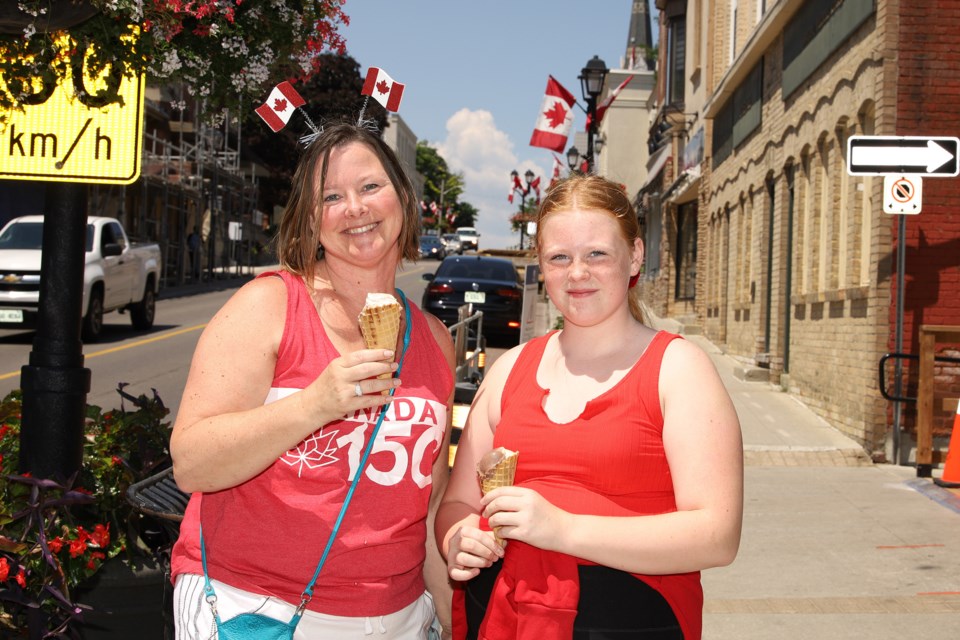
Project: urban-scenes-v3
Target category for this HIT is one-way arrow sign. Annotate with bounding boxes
[847,135,960,176]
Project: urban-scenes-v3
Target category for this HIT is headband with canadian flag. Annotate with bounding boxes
[255,66,405,146]
[255,80,322,146]
[359,66,405,120]
[255,81,309,133]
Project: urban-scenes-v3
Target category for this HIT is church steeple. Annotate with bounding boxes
[626,0,654,70]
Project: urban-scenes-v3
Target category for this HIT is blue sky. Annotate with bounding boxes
[341,1,657,250]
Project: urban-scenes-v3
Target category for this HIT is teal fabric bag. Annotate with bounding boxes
[215,611,300,640]
[201,291,412,639]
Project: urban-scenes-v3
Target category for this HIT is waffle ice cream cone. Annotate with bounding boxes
[477,447,519,545]
[358,293,402,390]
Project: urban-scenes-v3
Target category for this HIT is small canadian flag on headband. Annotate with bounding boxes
[362,67,405,112]
[255,81,306,132]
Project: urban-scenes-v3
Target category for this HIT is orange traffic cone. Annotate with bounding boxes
[934,401,960,488]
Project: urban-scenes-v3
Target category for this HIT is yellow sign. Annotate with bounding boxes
[0,39,145,185]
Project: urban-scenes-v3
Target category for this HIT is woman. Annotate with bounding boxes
[170,123,454,639]
[436,175,743,639]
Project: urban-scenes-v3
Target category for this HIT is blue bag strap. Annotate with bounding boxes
[298,289,412,609]
[201,289,413,622]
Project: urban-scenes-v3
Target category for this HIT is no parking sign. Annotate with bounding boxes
[883,174,922,215]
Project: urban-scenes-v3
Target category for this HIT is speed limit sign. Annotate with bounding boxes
[0,34,145,185]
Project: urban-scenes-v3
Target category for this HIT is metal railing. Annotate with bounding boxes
[448,305,484,384]
[878,352,960,403]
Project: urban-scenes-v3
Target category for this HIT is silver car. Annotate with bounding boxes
[441,233,463,255]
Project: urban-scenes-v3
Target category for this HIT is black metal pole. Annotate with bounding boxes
[519,192,526,250]
[894,214,906,468]
[586,96,597,173]
[18,182,91,482]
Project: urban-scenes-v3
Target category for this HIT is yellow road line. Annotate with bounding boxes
[0,324,207,380]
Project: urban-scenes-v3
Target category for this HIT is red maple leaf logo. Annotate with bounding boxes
[376,79,390,95]
[273,98,289,112]
[544,102,568,129]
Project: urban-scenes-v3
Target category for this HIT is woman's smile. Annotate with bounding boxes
[344,221,380,235]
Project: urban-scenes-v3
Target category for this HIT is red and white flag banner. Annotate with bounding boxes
[589,75,635,130]
[529,75,576,153]
[362,67,405,112]
[550,153,563,186]
[530,176,542,204]
[255,81,306,133]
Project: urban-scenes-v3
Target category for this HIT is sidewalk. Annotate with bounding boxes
[647,314,960,639]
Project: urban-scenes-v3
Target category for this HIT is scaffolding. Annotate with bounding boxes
[88,107,267,290]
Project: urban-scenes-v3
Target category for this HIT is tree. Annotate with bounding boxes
[416,142,467,232]
[452,201,479,228]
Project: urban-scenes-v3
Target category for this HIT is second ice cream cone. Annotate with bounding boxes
[477,447,519,545]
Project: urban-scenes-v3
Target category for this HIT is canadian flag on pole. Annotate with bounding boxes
[550,153,563,187]
[530,76,576,152]
[587,75,635,130]
[255,81,306,132]
[508,171,523,203]
[362,67,405,112]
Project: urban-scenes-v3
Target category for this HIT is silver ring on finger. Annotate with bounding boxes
[354,382,363,397]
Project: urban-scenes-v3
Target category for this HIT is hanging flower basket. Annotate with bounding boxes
[0,0,348,124]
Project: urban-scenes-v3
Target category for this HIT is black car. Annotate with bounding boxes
[419,235,446,260]
[421,255,522,343]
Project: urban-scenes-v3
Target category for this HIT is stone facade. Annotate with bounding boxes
[640,0,960,461]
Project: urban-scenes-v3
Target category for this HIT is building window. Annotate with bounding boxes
[712,60,763,168]
[782,0,875,97]
[646,194,663,276]
[675,202,697,300]
[730,0,739,62]
[667,16,686,106]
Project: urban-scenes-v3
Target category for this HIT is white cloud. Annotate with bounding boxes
[434,108,549,250]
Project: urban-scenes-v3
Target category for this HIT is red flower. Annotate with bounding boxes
[86,552,105,571]
[15,568,26,588]
[48,538,64,554]
[89,524,110,549]
[111,455,123,466]
[0,556,9,582]
[69,538,87,559]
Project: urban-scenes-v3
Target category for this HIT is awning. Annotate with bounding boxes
[663,166,701,204]
[639,145,670,193]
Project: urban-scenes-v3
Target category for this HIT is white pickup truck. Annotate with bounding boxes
[0,215,162,342]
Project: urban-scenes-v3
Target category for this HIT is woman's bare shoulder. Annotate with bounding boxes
[206,274,289,337]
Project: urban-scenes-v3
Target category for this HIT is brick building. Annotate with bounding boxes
[638,0,959,462]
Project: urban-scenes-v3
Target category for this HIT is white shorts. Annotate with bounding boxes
[173,573,438,639]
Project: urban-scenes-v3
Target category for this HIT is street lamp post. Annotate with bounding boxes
[578,54,609,173]
[566,145,583,174]
[511,168,537,250]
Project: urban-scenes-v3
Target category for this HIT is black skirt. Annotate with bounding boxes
[464,562,684,640]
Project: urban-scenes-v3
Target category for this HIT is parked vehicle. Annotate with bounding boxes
[421,255,522,343]
[419,235,446,260]
[0,215,162,342]
[441,233,463,255]
[455,226,480,251]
